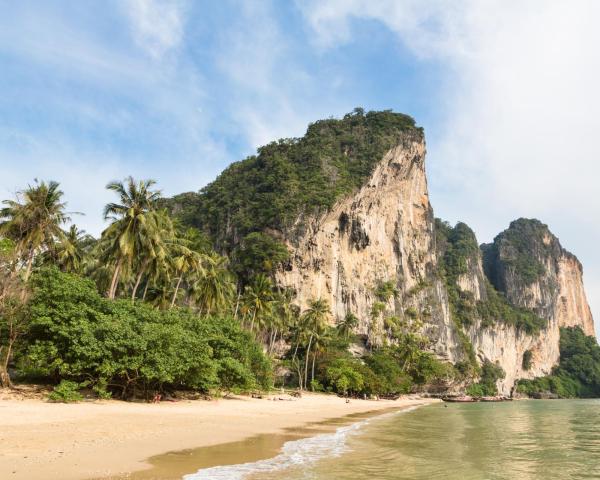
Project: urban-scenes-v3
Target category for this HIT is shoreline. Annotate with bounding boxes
[0,391,438,480]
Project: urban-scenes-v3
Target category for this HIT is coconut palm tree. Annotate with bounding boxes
[336,312,359,340]
[300,298,331,389]
[170,244,205,308]
[191,253,235,315]
[102,177,161,299]
[242,274,274,332]
[131,210,173,302]
[0,180,70,281]
[51,225,91,274]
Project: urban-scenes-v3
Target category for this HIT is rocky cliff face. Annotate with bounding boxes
[276,132,595,395]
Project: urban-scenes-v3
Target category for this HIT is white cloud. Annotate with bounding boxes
[212,2,346,149]
[124,0,186,59]
[299,0,600,335]
[0,2,223,235]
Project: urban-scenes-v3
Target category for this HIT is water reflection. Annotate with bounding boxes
[249,400,600,480]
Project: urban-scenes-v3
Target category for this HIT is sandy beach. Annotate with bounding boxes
[0,390,437,480]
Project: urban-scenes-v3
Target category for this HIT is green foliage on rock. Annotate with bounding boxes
[522,349,533,370]
[466,360,505,397]
[166,109,421,252]
[476,281,546,334]
[435,219,546,337]
[517,327,600,398]
[483,218,553,287]
[231,232,289,284]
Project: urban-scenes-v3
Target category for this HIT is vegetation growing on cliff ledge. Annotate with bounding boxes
[483,218,554,287]
[435,219,547,337]
[167,108,421,253]
[517,327,600,398]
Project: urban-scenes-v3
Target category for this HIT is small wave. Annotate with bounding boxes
[184,406,421,480]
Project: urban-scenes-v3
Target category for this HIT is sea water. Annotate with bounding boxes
[186,400,600,480]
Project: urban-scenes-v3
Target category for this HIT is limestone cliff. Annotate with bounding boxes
[276,132,595,395]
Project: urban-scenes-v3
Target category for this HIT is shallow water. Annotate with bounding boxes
[187,400,600,480]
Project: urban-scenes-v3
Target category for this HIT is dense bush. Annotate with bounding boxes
[317,345,452,397]
[466,360,505,396]
[48,380,84,403]
[19,268,272,398]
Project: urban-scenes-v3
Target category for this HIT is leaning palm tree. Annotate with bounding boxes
[169,244,205,308]
[102,177,161,299]
[300,298,331,389]
[0,180,70,281]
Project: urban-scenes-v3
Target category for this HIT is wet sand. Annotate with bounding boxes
[0,392,438,480]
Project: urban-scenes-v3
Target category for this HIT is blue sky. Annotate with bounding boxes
[1,0,600,333]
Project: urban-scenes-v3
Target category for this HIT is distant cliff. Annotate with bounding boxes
[168,110,595,395]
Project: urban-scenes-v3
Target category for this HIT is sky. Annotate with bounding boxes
[1,0,599,334]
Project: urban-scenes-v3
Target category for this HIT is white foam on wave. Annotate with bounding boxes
[183,405,421,480]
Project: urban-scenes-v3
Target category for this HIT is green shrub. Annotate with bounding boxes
[325,358,364,395]
[467,360,505,396]
[48,380,83,403]
[21,268,273,397]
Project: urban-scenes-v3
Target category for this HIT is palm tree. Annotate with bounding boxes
[0,180,70,282]
[102,177,161,299]
[336,312,359,339]
[52,225,91,274]
[300,298,331,389]
[242,274,274,332]
[191,253,235,315]
[131,211,173,302]
[170,244,205,308]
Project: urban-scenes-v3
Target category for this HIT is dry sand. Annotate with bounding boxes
[0,391,438,480]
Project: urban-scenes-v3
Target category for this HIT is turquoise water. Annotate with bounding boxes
[189,400,600,480]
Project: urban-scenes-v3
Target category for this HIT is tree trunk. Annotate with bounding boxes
[170,276,183,308]
[142,281,150,301]
[291,336,301,364]
[108,257,123,299]
[311,352,317,389]
[23,249,35,282]
[304,334,313,390]
[131,262,148,303]
[233,292,241,320]
[0,345,13,389]
[250,309,257,332]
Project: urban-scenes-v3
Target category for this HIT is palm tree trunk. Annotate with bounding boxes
[108,257,123,299]
[311,352,317,389]
[131,263,148,303]
[291,336,301,363]
[142,281,150,301]
[23,249,35,282]
[233,292,241,320]
[304,334,313,390]
[170,276,183,308]
[250,309,257,332]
